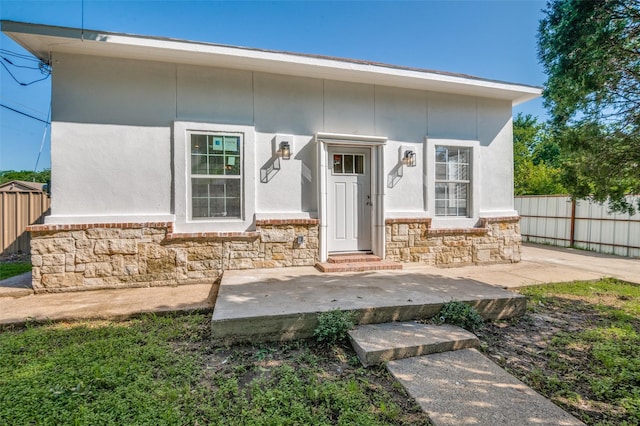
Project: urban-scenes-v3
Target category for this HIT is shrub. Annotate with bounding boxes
[437,301,484,332]
[313,309,355,344]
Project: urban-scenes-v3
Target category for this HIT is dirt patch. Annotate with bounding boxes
[476,297,636,425]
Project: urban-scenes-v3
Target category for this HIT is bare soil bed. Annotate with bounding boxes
[477,291,639,425]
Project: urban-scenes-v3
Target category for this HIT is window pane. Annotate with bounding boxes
[458,149,469,164]
[224,136,240,155]
[333,154,342,174]
[434,147,471,217]
[191,178,241,218]
[344,155,354,174]
[191,135,207,155]
[191,155,208,175]
[355,155,364,174]
[225,155,240,175]
[457,164,469,180]
[208,155,224,175]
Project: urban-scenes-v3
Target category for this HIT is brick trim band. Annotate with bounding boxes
[27,222,173,232]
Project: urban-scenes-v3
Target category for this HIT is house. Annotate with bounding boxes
[0,180,47,192]
[2,21,541,292]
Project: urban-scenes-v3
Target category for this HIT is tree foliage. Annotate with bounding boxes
[0,169,51,185]
[513,113,566,195]
[538,0,640,213]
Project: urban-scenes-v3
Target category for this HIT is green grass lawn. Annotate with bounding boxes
[519,278,640,424]
[0,313,429,425]
[0,261,31,280]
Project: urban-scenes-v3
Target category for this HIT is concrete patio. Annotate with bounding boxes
[211,266,526,344]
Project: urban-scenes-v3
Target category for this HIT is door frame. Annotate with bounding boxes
[316,132,387,262]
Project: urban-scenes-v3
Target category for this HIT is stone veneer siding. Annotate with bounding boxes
[385,217,521,266]
[27,219,318,293]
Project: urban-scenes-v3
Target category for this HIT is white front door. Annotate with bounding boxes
[327,147,372,253]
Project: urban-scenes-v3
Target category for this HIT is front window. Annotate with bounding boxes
[190,133,242,219]
[435,146,470,217]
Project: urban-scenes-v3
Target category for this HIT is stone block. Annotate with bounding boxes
[187,246,217,261]
[75,239,94,250]
[84,262,113,278]
[227,258,255,269]
[65,254,76,272]
[85,228,122,239]
[119,229,143,239]
[41,272,83,288]
[292,258,314,266]
[261,227,295,243]
[94,239,138,255]
[70,231,87,240]
[76,248,99,264]
[31,238,75,255]
[188,259,219,271]
[31,254,43,267]
[41,253,65,266]
[475,249,492,263]
[147,257,176,273]
[40,265,65,274]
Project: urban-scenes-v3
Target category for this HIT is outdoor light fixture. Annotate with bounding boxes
[279,141,291,159]
[402,150,416,167]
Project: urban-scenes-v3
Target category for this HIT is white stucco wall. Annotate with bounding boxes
[47,52,515,228]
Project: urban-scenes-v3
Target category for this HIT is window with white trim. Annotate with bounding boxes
[435,146,471,217]
[190,133,242,219]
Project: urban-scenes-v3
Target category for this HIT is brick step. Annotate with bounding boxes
[348,322,479,367]
[328,254,381,263]
[315,260,403,273]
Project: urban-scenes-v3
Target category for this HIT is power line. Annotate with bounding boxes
[1,55,42,70]
[0,49,40,62]
[0,61,51,86]
[0,104,50,124]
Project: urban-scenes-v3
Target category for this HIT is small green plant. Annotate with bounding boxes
[313,309,355,344]
[436,301,484,332]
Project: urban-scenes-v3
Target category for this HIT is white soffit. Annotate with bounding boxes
[1,21,542,105]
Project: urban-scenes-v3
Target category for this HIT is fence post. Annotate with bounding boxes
[569,198,576,247]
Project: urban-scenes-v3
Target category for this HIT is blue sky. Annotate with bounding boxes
[0,0,547,172]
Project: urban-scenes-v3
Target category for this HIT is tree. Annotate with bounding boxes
[538,0,640,213]
[0,169,51,185]
[513,113,566,195]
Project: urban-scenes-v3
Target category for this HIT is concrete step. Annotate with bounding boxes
[387,348,585,426]
[348,322,479,367]
[315,259,402,273]
[328,254,380,263]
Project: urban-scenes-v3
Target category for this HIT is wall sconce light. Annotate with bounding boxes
[279,141,291,160]
[402,150,416,167]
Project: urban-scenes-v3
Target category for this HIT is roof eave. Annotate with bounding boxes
[1,20,542,105]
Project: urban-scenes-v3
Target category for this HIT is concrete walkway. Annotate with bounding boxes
[388,348,585,425]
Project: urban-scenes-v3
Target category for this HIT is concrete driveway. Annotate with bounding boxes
[432,243,640,288]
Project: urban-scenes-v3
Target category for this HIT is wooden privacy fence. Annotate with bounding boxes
[1,191,50,256]
[515,195,640,258]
